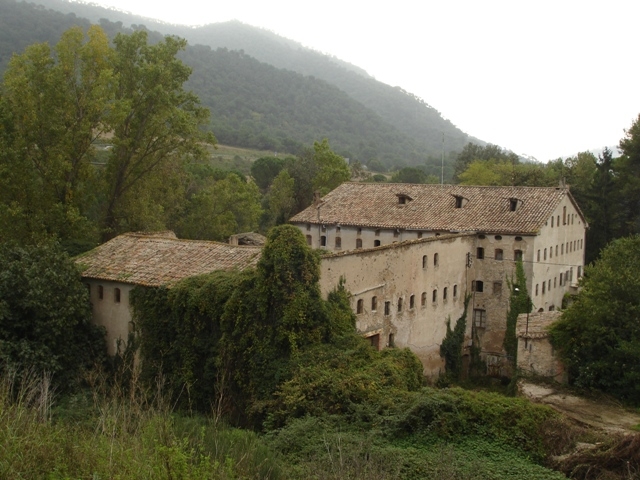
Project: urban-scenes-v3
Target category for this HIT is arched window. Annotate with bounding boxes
[397,297,403,312]
[421,292,427,306]
[453,285,458,298]
[544,248,547,260]
[356,299,363,314]
[432,289,437,302]
[433,253,439,266]
[409,294,415,309]
[422,255,427,268]
[384,301,390,316]
[371,296,377,311]
[443,287,448,300]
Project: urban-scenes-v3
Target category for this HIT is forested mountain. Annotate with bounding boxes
[0,0,480,167]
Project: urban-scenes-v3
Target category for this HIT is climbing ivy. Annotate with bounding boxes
[504,261,532,368]
[439,294,471,381]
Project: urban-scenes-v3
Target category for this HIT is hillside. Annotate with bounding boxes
[0,0,480,168]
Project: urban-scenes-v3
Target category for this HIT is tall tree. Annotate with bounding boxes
[310,138,350,195]
[102,31,214,239]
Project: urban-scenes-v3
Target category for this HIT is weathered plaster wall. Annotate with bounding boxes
[86,279,134,356]
[516,311,567,382]
[319,234,474,376]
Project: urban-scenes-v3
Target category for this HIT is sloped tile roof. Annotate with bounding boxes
[290,183,579,235]
[76,232,261,287]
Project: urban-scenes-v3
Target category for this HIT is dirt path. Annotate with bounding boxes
[519,381,640,433]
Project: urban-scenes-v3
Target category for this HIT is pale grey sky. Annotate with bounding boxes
[90,0,639,161]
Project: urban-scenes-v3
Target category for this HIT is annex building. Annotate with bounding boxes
[290,183,587,376]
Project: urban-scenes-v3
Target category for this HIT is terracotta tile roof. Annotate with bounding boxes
[76,232,261,287]
[290,183,581,235]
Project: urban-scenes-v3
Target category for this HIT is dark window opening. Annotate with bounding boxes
[371,296,377,311]
[432,289,437,303]
[421,292,427,306]
[393,229,399,238]
[357,299,364,314]
[388,333,395,348]
[374,240,381,247]
[410,294,415,309]
[535,284,539,295]
[418,232,423,239]
[434,253,439,266]
[114,288,121,303]
[336,226,341,233]
[515,236,523,241]
[455,195,464,208]
[375,229,381,236]
[356,238,362,249]
[563,206,567,225]
[495,249,503,260]
[98,285,104,300]
[369,334,380,350]
[453,285,458,297]
[320,236,326,246]
[335,237,342,249]
[443,287,448,300]
[478,234,486,239]
[495,235,502,240]
[357,227,362,235]
[306,224,311,231]
[509,198,518,211]
[477,247,485,259]
[472,280,484,292]
[514,250,523,261]
[397,297,403,312]
[384,301,390,316]
[422,255,427,268]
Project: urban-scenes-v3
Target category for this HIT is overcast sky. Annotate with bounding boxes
[89,0,639,161]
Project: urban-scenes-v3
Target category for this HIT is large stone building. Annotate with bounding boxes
[290,183,587,376]
[76,231,261,355]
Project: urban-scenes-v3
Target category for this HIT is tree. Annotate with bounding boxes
[250,156,285,190]
[390,166,428,184]
[310,138,350,195]
[453,143,519,183]
[264,169,295,227]
[101,30,215,240]
[0,242,106,388]
[549,236,640,403]
[0,26,113,246]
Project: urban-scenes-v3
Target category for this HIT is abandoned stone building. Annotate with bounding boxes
[76,231,261,355]
[290,183,587,375]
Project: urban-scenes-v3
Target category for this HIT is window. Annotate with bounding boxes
[434,253,439,266]
[472,280,484,293]
[514,250,523,261]
[432,289,437,303]
[306,235,312,246]
[393,229,399,238]
[578,266,582,278]
[542,282,546,294]
[478,234,486,239]
[549,279,552,291]
[453,285,458,298]
[375,229,381,236]
[418,232,423,239]
[549,305,555,311]
[422,255,427,268]
[384,301,390,316]
[537,250,541,262]
[371,296,378,311]
[398,297,403,312]
[555,245,558,256]
[544,248,547,260]
[535,284,539,295]
[563,206,567,225]
[410,294,415,309]
[388,333,395,347]
[369,334,380,350]
[477,247,485,259]
[549,246,553,258]
[320,236,326,247]
[561,243,564,255]
[114,287,121,303]
[336,226,341,233]
[421,292,427,306]
[493,281,502,295]
[335,237,342,249]
[356,238,362,249]
[554,277,557,288]
[306,224,311,231]
[495,235,502,240]
[357,227,362,235]
[356,299,364,314]
[557,215,560,226]
[509,198,518,211]
[515,236,523,241]
[455,195,464,208]
[495,249,503,260]
[321,225,326,232]
[98,285,104,300]
[443,287,448,300]
[473,309,487,328]
[374,240,381,247]
[551,216,554,227]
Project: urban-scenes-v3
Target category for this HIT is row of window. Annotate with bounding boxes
[534,267,581,295]
[537,239,583,261]
[476,248,523,261]
[87,283,122,303]
[550,207,578,228]
[356,286,460,315]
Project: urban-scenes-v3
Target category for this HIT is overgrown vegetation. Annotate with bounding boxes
[439,294,471,381]
[504,260,531,368]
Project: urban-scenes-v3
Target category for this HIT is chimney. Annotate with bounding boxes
[313,190,321,207]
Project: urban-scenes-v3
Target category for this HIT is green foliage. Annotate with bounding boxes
[310,138,351,195]
[549,235,640,404]
[504,261,531,367]
[439,294,470,380]
[0,242,106,388]
[390,166,429,184]
[251,156,285,190]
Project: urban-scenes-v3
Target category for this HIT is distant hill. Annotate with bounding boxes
[0,0,483,170]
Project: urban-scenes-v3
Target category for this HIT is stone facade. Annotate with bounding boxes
[516,311,567,382]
